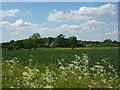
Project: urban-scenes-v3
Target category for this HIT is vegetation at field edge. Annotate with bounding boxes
[2,54,120,88]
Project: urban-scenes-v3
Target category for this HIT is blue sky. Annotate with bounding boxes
[1,2,118,42]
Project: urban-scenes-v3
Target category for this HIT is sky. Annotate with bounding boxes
[1,2,119,42]
[1,0,120,2]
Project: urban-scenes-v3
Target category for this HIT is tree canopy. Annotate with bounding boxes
[2,33,120,50]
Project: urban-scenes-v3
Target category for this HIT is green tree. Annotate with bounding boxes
[29,33,41,50]
[23,39,32,50]
[68,36,77,49]
[14,40,25,49]
[53,34,65,47]
[104,39,112,43]
[7,40,15,50]
[45,37,54,47]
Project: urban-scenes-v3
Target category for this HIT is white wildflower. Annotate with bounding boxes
[22,72,29,77]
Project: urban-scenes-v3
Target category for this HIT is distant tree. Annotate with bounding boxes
[9,40,14,44]
[68,36,77,49]
[30,33,41,40]
[23,39,32,50]
[2,33,120,49]
[0,43,2,48]
[77,42,84,47]
[45,37,54,47]
[53,34,65,47]
[40,38,47,47]
[7,40,15,50]
[102,39,114,47]
[29,33,41,50]
[14,40,25,49]
[104,39,112,43]
[2,42,9,48]
[15,44,20,49]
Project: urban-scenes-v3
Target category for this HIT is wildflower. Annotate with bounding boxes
[44,84,53,88]
[34,68,39,72]
[88,85,92,88]
[22,72,29,77]
[103,79,106,83]
[59,65,65,70]
[78,76,81,80]
[10,86,14,88]
[75,55,78,57]
[28,59,33,63]
[58,61,62,65]
[24,67,29,69]
[13,57,18,60]
[69,64,74,68]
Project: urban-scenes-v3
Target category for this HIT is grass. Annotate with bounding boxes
[2,54,120,88]
[2,47,119,69]
[2,47,120,88]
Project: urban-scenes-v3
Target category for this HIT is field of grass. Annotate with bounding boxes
[2,47,120,88]
[2,47,119,69]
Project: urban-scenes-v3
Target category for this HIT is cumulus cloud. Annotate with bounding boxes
[0,9,20,18]
[57,20,108,32]
[1,20,40,31]
[48,3,116,22]
[10,20,34,27]
[72,3,116,17]
[1,19,117,41]
[94,31,118,38]
[48,10,92,22]
[0,21,10,27]
[1,19,108,33]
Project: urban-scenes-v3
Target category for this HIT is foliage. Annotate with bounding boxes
[68,36,77,49]
[23,39,32,50]
[2,33,120,50]
[29,33,41,50]
[2,54,120,88]
[52,34,66,47]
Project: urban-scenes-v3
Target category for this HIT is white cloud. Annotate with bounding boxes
[73,3,116,17]
[10,20,34,27]
[0,21,10,27]
[48,10,92,22]
[57,20,108,32]
[48,3,116,22]
[94,31,118,38]
[1,19,118,41]
[0,9,20,18]
[1,20,40,31]
[105,31,118,35]
[1,19,108,33]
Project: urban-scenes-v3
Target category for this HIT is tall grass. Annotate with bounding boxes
[2,54,119,88]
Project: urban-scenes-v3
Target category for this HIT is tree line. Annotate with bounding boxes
[2,33,120,50]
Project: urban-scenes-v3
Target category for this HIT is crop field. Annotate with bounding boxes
[2,47,119,68]
[2,47,120,88]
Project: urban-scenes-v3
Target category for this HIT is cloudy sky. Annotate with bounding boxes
[1,2,118,42]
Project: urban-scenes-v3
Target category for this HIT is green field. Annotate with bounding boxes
[2,47,120,88]
[2,47,119,69]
